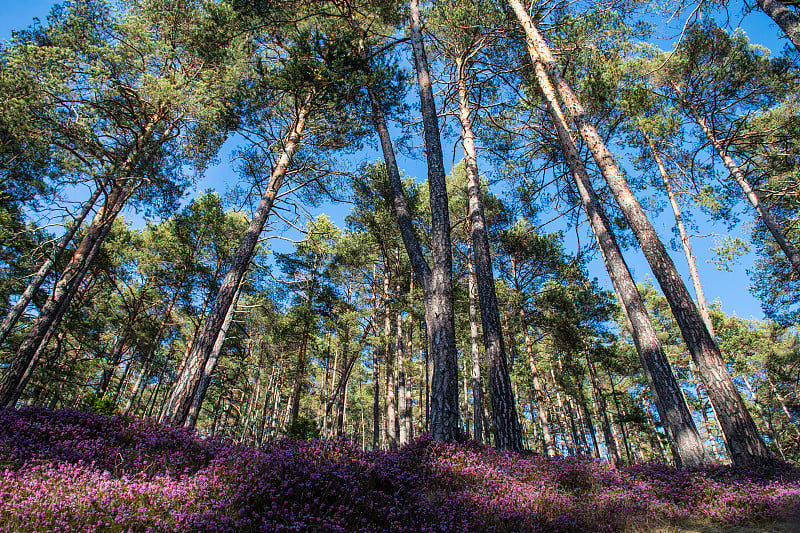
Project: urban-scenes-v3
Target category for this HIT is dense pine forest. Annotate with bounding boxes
[1,0,800,530]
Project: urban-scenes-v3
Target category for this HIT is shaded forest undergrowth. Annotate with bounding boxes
[0,407,799,532]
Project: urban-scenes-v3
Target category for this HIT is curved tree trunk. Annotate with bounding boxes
[509,0,770,465]
[456,54,523,451]
[756,0,800,52]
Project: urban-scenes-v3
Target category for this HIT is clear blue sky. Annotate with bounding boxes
[2,0,790,322]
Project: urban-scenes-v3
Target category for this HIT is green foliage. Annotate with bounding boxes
[709,236,750,272]
[81,392,118,416]
[283,415,320,441]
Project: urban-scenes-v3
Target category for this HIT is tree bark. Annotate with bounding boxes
[0,182,105,347]
[743,376,786,461]
[509,0,769,465]
[456,54,523,451]
[397,280,409,445]
[644,130,715,337]
[407,0,461,442]
[0,108,168,406]
[159,95,312,426]
[403,278,415,441]
[184,279,243,429]
[383,271,398,449]
[756,0,800,52]
[289,316,312,426]
[510,1,708,467]
[518,301,557,457]
[372,339,381,448]
[585,346,622,466]
[767,374,800,439]
[467,257,484,443]
[0,179,136,406]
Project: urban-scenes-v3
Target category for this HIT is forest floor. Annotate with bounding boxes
[0,406,798,532]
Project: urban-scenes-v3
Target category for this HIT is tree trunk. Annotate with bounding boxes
[644,130,715,337]
[456,55,522,451]
[768,374,800,439]
[681,97,800,278]
[6,219,113,406]
[397,290,409,446]
[467,257,484,443]
[123,359,151,416]
[372,340,381,449]
[518,303,556,457]
[289,317,311,426]
[319,336,336,437]
[690,364,724,460]
[407,0,461,442]
[160,95,312,426]
[0,182,105,347]
[0,179,135,406]
[97,333,130,399]
[184,279,243,429]
[403,281,414,441]
[550,366,574,455]
[259,361,278,444]
[509,0,768,465]
[756,0,800,52]
[383,271,398,450]
[743,376,786,461]
[586,346,622,466]
[0,108,167,406]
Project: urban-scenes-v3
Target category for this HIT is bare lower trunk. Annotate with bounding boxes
[586,347,622,466]
[514,18,706,466]
[397,291,409,446]
[456,55,522,451]
[408,0,460,442]
[743,376,786,461]
[518,303,556,457]
[467,259,484,443]
[289,319,312,426]
[509,0,767,465]
[384,271,397,450]
[768,375,800,439]
[403,288,414,441]
[160,97,311,426]
[184,280,243,429]
[0,180,135,406]
[372,341,381,449]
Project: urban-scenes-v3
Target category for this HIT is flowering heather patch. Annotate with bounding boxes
[1,407,799,532]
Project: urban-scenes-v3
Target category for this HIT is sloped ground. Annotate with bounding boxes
[0,406,798,532]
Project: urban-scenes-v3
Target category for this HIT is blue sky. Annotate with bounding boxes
[1,0,791,322]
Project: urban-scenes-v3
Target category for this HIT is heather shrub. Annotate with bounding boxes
[0,406,799,533]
